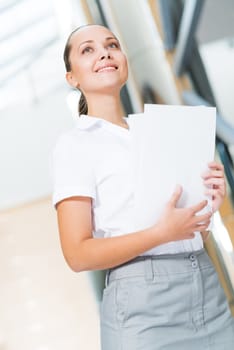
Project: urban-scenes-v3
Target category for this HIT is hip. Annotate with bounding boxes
[101,249,234,349]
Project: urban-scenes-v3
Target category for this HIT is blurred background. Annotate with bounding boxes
[0,0,234,349]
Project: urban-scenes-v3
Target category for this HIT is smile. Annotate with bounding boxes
[96,65,118,73]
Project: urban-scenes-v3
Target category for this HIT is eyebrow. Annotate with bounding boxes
[78,36,118,48]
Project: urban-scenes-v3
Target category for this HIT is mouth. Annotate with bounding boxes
[96,64,118,73]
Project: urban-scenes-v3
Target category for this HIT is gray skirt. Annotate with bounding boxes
[100,249,234,349]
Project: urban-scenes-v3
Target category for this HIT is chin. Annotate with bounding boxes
[89,82,125,94]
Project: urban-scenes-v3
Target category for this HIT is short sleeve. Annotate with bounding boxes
[52,133,96,207]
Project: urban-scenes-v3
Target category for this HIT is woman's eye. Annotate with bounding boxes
[82,46,93,54]
[108,42,119,49]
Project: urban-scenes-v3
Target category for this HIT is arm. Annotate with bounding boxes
[57,186,211,272]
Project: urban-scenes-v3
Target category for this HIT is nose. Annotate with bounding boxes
[99,48,111,60]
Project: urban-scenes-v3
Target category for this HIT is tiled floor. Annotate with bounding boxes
[0,198,101,350]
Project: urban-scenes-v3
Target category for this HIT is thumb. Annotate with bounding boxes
[169,185,183,207]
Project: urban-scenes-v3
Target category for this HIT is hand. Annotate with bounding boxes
[202,161,226,212]
[157,185,212,243]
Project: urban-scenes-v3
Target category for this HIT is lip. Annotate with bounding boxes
[96,64,118,73]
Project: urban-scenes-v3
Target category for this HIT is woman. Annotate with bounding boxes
[53,24,234,349]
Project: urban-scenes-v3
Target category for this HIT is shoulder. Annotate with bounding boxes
[53,127,91,156]
[54,127,83,148]
[53,115,106,160]
[52,126,100,172]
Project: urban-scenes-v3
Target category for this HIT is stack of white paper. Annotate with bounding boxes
[128,104,216,248]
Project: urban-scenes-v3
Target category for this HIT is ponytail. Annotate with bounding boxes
[78,92,88,116]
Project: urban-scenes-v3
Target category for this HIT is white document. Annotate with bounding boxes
[128,104,216,233]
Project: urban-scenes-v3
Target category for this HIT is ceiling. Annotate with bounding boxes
[0,0,87,111]
[0,0,234,112]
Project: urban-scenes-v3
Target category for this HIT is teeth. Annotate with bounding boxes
[98,66,116,72]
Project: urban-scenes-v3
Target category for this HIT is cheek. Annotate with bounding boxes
[125,58,128,76]
[76,61,93,86]
[121,57,128,81]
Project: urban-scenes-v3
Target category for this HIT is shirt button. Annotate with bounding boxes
[192,261,198,268]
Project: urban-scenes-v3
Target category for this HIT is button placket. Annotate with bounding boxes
[189,254,198,268]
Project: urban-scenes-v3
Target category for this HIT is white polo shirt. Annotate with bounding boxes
[52,114,203,255]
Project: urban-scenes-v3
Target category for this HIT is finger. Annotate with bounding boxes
[204,188,225,197]
[203,178,225,186]
[196,219,211,228]
[169,185,183,206]
[202,170,224,179]
[195,211,212,223]
[195,223,210,232]
[208,162,224,171]
[190,200,208,214]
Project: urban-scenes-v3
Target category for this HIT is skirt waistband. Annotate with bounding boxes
[106,249,212,286]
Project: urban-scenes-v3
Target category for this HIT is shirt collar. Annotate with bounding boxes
[76,114,102,130]
[76,114,130,135]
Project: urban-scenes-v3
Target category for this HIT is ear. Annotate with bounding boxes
[66,72,80,88]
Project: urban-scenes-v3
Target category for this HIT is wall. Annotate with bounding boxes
[0,88,75,210]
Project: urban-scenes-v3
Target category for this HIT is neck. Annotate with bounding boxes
[86,92,125,125]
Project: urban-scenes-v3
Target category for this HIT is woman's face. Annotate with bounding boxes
[66,25,128,95]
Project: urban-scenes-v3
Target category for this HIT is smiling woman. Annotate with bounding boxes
[63,24,128,118]
[52,24,234,350]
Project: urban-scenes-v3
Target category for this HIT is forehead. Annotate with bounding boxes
[70,25,116,46]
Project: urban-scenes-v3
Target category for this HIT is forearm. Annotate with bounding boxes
[58,191,211,273]
[65,226,164,272]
